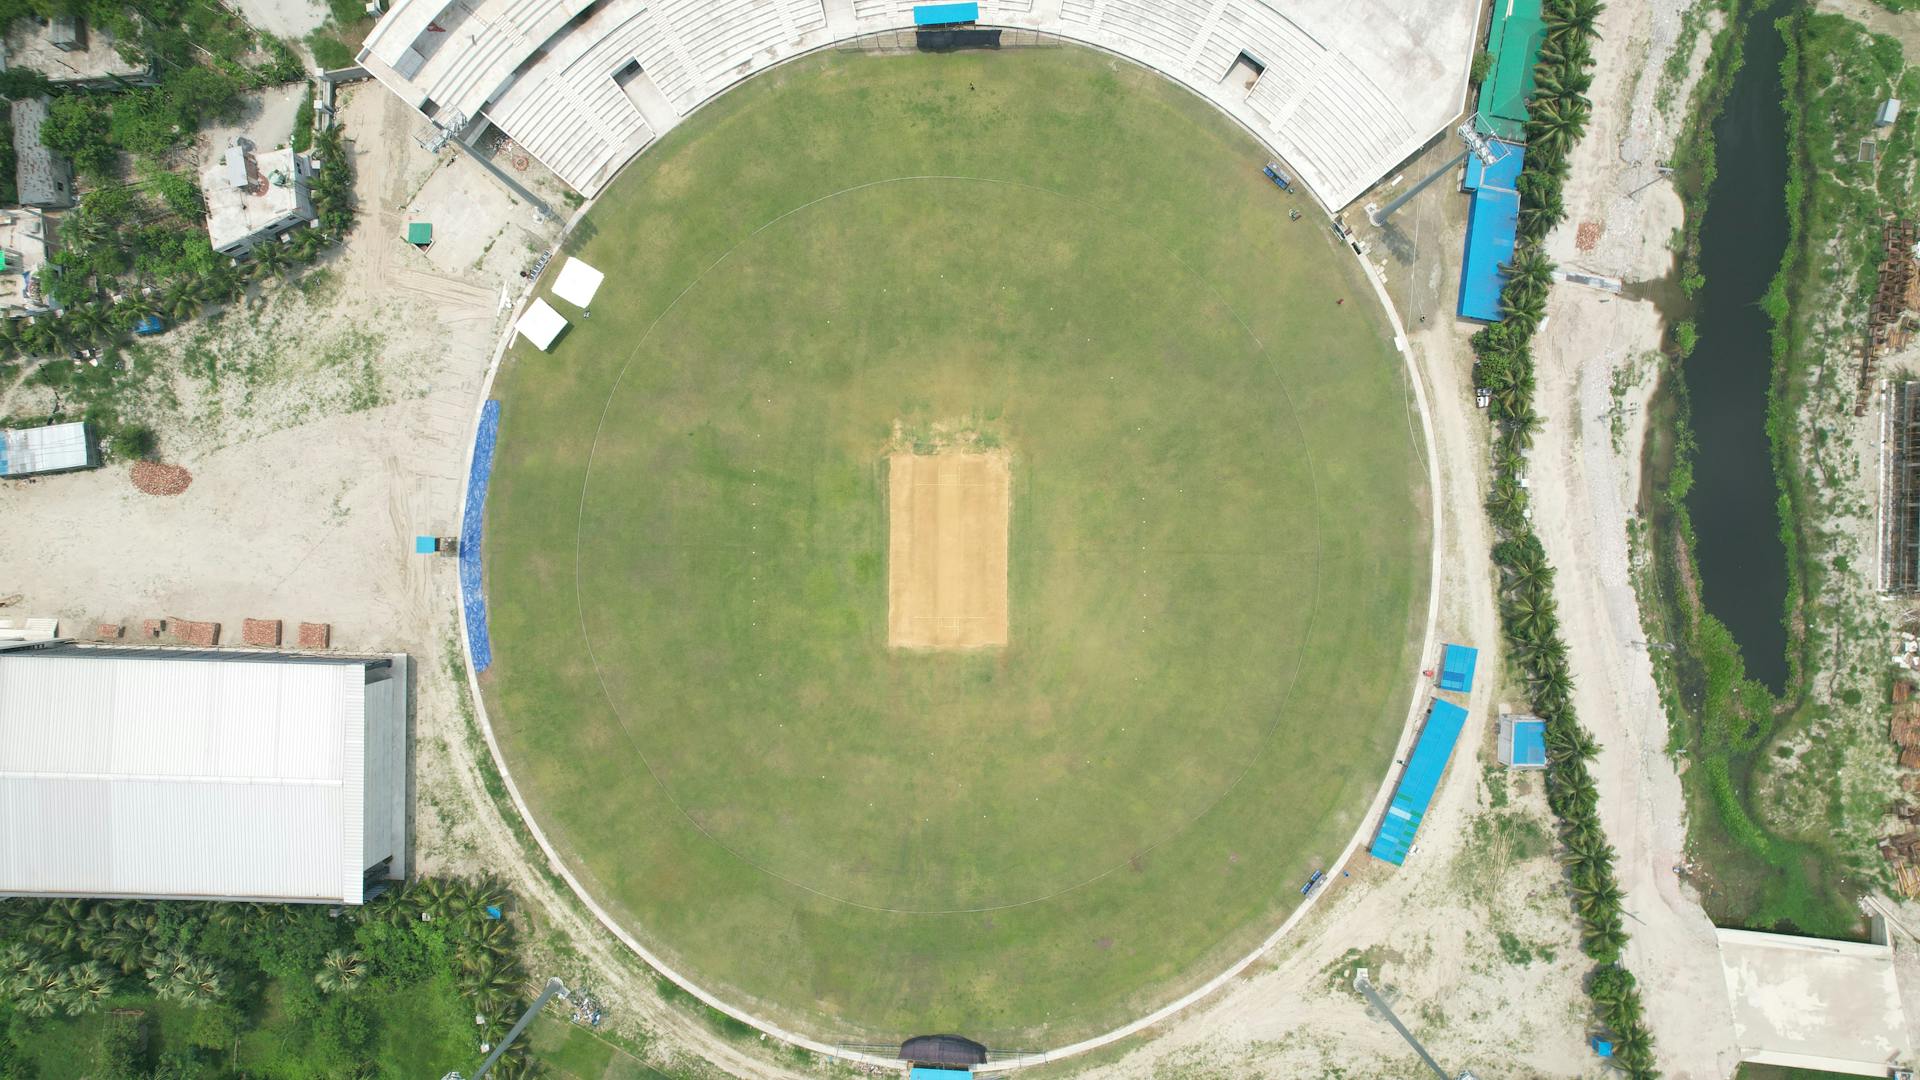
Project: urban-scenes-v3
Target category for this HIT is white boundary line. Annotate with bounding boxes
[446,45,1450,1077]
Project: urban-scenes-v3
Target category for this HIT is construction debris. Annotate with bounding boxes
[167,618,218,646]
[130,461,192,496]
[1857,218,1920,416]
[1883,679,1920,897]
[242,618,281,647]
[94,623,121,639]
[297,621,330,649]
[140,619,164,638]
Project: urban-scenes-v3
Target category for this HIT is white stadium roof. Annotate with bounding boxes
[0,649,372,903]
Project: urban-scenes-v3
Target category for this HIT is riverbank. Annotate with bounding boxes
[1634,0,1920,938]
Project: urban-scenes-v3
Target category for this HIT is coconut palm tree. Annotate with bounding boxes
[1503,248,1557,305]
[12,960,62,1018]
[1516,185,1568,246]
[314,949,367,995]
[1545,0,1605,44]
[58,960,117,1015]
[1501,585,1555,639]
[1531,60,1594,106]
[30,897,88,951]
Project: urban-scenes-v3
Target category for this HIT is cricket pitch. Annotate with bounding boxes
[886,451,1010,649]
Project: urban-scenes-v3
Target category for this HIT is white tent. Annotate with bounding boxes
[515,297,569,351]
[552,257,605,310]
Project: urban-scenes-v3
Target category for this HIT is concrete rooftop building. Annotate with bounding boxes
[201,141,317,256]
[10,97,71,209]
[0,207,50,315]
[1,16,155,89]
[0,643,408,905]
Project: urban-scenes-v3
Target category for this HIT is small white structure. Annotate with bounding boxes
[1,420,96,477]
[1881,99,1903,128]
[515,297,569,351]
[0,644,409,904]
[552,257,605,310]
[201,140,317,257]
[1717,925,1914,1076]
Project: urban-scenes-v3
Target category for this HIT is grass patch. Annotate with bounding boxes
[481,46,1424,1044]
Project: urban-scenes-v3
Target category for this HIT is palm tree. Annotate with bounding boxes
[457,953,520,1003]
[1527,97,1591,158]
[1501,585,1555,639]
[12,960,61,1018]
[30,897,88,951]
[1583,920,1627,963]
[314,949,367,995]
[1545,0,1605,43]
[1487,475,1529,532]
[1516,186,1568,247]
[58,960,117,1015]
[1531,61,1593,106]
[1503,248,1556,305]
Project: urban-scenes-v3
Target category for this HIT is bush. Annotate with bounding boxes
[307,32,357,71]
[292,84,315,153]
[1471,51,1494,85]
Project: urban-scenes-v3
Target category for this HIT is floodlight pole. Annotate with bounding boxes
[1368,148,1470,228]
[1353,969,1464,1080]
[470,977,569,1079]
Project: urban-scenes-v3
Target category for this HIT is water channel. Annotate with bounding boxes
[1678,3,1794,694]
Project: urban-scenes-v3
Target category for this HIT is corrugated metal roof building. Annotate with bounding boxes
[0,644,407,904]
[1,421,97,477]
[1370,698,1469,866]
[1497,714,1547,769]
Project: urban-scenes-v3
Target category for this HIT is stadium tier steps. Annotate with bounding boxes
[363,0,1461,205]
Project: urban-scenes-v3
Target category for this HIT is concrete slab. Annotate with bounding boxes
[1717,927,1915,1076]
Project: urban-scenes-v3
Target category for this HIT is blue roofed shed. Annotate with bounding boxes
[1438,643,1479,693]
[1370,698,1469,865]
[1458,144,1524,322]
[913,2,978,24]
[1498,715,1547,769]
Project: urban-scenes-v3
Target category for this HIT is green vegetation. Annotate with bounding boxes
[292,81,315,153]
[485,46,1426,1043]
[0,878,539,1078]
[306,0,374,73]
[1471,0,1660,1074]
[1636,4,1915,939]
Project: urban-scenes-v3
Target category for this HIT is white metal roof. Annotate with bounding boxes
[515,297,568,351]
[0,651,368,903]
[551,257,605,309]
[1,421,91,476]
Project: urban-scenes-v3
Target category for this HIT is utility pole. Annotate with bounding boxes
[1368,120,1504,228]
[1353,968,1479,1080]
[443,977,569,1080]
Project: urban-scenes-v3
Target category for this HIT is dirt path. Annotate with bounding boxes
[1524,0,1743,1075]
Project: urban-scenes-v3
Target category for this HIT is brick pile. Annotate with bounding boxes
[130,461,192,496]
[141,619,164,638]
[95,623,122,639]
[168,619,219,646]
[297,622,330,649]
[242,618,282,647]
[1575,220,1602,252]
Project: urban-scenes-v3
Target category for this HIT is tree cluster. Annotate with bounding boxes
[1474,0,1661,1075]
[0,874,538,1079]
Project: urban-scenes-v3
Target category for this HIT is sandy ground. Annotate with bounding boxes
[887,451,1009,649]
[231,0,330,43]
[1522,0,1747,1075]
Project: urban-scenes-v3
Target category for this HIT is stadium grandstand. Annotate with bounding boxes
[357,0,1477,207]
[0,643,408,905]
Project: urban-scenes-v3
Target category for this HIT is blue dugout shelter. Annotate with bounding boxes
[1438,643,1479,693]
[913,2,978,24]
[1370,698,1469,865]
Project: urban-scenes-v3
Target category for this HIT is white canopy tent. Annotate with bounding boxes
[551,257,605,310]
[515,298,569,351]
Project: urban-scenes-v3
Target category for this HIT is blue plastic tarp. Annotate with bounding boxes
[1370,698,1469,865]
[909,1070,971,1080]
[1438,643,1479,693]
[461,400,500,672]
[1458,142,1525,322]
[913,1,978,24]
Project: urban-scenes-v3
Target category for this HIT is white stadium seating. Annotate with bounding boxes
[360,0,1471,207]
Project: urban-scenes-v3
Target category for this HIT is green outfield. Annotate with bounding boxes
[483,44,1429,1045]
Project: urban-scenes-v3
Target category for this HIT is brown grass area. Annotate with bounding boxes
[886,451,1009,649]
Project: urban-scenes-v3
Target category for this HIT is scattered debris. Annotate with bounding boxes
[130,461,192,496]
[1855,218,1919,416]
